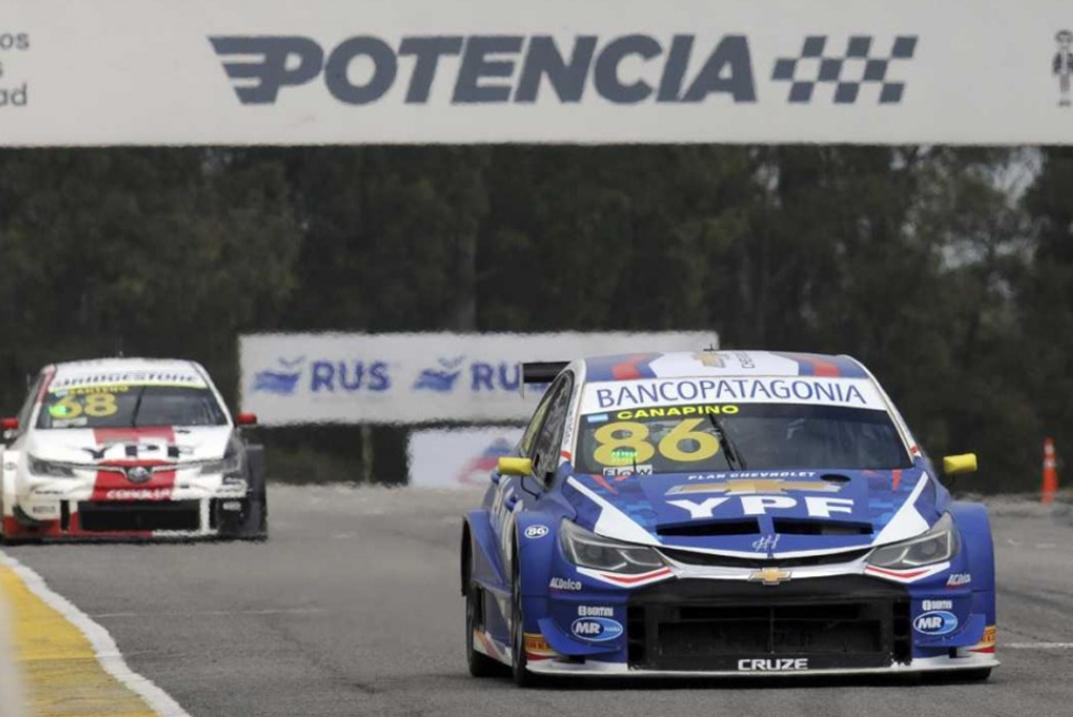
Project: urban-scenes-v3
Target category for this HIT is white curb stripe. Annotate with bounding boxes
[0,552,192,717]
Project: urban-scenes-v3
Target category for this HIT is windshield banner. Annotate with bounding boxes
[239,332,716,425]
[580,377,886,414]
[4,0,1073,145]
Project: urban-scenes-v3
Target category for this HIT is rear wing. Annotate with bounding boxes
[521,361,568,384]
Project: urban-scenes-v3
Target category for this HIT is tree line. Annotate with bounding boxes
[0,145,1069,492]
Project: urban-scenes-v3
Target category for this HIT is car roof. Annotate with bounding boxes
[45,358,210,390]
[581,350,869,382]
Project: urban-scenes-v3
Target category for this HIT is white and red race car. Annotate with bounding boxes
[0,358,267,541]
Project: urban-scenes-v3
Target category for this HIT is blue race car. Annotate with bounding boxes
[460,351,997,684]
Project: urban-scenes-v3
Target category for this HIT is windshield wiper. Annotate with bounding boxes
[130,386,147,428]
[708,414,747,470]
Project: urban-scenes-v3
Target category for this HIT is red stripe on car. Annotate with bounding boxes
[91,427,178,502]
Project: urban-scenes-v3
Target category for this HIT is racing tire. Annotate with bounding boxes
[465,580,506,677]
[510,555,545,688]
[230,445,268,541]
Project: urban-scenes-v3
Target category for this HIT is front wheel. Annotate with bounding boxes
[465,579,505,677]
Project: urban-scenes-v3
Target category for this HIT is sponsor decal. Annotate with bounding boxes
[913,610,959,636]
[1056,30,1073,107]
[549,577,582,591]
[571,617,624,642]
[667,495,855,519]
[751,534,780,552]
[613,404,738,420]
[523,632,556,660]
[104,488,172,501]
[667,478,840,495]
[603,464,653,478]
[589,377,875,410]
[50,371,204,390]
[738,657,809,672]
[921,599,953,611]
[694,352,726,368]
[687,471,817,481]
[946,573,971,587]
[748,567,792,586]
[524,524,549,539]
[90,428,179,503]
[30,504,58,518]
[970,625,998,653]
[577,606,614,617]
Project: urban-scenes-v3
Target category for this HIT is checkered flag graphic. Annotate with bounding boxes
[771,35,917,104]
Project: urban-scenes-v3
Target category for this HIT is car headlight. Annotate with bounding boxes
[867,513,959,569]
[199,454,242,476]
[559,520,664,574]
[28,456,77,478]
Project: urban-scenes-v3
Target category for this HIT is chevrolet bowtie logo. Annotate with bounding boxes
[749,567,793,586]
[693,352,727,368]
[666,479,841,495]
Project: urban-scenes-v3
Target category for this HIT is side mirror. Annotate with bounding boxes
[943,453,977,476]
[235,412,258,427]
[497,456,533,477]
[1,417,18,431]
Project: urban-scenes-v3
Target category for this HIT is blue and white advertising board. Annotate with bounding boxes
[239,332,717,424]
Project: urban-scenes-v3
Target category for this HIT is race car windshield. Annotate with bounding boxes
[36,385,228,429]
[575,403,912,475]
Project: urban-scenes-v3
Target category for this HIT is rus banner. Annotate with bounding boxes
[239,332,717,425]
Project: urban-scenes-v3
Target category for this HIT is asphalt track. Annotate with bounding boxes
[2,486,1073,717]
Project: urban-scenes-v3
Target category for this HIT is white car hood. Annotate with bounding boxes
[27,426,232,465]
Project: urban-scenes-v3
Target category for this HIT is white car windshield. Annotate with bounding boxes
[36,385,228,429]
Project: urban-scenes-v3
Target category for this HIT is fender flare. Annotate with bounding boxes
[513,513,559,598]
[950,501,995,594]
[462,509,507,595]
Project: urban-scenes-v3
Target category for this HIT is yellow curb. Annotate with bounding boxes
[0,562,157,717]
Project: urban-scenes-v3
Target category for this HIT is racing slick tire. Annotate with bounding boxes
[465,579,507,677]
[220,444,268,541]
[510,548,546,688]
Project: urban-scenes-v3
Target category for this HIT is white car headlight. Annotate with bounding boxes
[198,454,242,476]
[559,520,664,574]
[27,456,78,478]
[867,513,959,569]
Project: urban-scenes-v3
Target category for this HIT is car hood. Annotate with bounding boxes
[26,426,232,465]
[561,466,943,558]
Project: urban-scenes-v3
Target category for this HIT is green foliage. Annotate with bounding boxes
[0,145,1067,492]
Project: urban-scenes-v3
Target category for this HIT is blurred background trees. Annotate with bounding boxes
[0,145,1068,492]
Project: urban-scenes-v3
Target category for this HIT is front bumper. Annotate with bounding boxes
[487,568,997,678]
[4,474,254,540]
[525,653,998,677]
[625,575,910,672]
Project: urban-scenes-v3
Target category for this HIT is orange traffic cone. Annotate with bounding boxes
[1042,437,1059,504]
